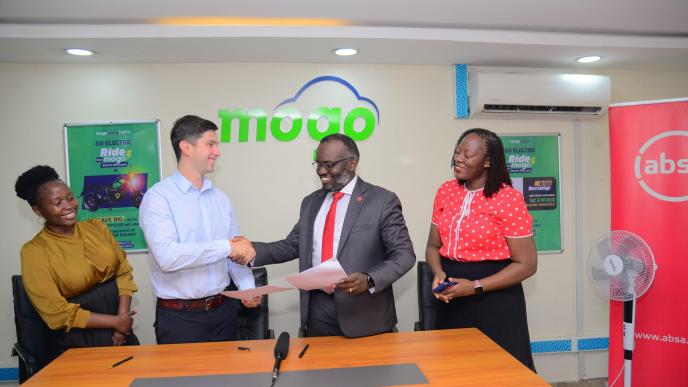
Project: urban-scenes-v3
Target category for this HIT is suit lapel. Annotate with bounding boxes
[305,189,327,269]
[337,177,367,259]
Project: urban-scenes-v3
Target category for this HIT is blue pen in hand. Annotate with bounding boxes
[432,281,456,293]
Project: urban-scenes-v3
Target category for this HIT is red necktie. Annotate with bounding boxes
[321,191,345,262]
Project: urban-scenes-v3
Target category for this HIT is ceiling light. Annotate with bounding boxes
[156,17,348,27]
[561,74,604,85]
[334,48,358,57]
[65,48,94,56]
[576,56,601,63]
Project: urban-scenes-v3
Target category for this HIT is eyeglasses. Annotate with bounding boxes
[312,157,354,171]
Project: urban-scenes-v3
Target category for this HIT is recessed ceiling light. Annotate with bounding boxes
[333,48,358,57]
[65,48,94,56]
[576,55,601,63]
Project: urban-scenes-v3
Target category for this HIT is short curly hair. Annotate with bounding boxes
[320,133,360,160]
[15,165,61,206]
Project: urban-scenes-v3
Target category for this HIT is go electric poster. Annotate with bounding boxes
[502,134,562,253]
[64,121,162,252]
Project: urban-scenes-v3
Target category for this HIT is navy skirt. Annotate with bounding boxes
[436,258,535,371]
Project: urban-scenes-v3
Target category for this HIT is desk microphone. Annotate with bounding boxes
[271,332,290,387]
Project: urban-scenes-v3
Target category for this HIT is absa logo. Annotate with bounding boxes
[634,130,688,202]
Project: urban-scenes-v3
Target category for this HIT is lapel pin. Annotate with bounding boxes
[356,195,364,203]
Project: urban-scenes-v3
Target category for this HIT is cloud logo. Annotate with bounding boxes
[274,75,380,123]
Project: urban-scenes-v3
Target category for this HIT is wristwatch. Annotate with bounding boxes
[473,280,484,295]
[366,274,375,289]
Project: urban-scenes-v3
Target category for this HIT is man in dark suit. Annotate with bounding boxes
[234,134,415,338]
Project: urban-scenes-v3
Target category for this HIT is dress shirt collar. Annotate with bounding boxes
[334,175,358,197]
[172,169,213,193]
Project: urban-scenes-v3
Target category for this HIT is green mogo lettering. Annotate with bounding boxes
[218,108,267,143]
[343,107,375,141]
[307,107,340,141]
[270,108,303,142]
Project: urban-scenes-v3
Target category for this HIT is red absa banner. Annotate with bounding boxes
[608,98,688,386]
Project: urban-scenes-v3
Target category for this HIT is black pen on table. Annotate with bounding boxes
[111,355,133,368]
[298,344,310,358]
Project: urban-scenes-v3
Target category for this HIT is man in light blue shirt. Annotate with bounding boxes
[139,115,258,344]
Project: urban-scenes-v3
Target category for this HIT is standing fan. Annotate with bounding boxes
[587,230,657,387]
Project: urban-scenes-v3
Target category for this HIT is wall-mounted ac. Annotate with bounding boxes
[469,72,611,119]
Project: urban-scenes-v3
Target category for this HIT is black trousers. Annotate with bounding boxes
[436,258,536,371]
[47,278,139,364]
[306,290,344,337]
[305,290,398,337]
[154,297,239,344]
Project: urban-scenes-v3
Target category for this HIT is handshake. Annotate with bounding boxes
[229,236,255,265]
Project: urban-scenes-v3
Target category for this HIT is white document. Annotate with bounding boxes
[221,285,293,301]
[285,258,348,290]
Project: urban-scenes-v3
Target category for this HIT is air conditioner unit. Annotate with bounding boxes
[468,72,611,119]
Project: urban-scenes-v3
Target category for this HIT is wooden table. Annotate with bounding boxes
[24,328,548,386]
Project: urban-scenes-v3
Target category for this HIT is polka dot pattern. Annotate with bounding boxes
[431,180,533,261]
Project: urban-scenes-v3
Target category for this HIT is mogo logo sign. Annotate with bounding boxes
[218,75,379,144]
[634,130,688,202]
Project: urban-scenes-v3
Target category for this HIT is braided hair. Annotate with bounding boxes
[455,128,512,197]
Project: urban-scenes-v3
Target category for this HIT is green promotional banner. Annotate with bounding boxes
[502,134,562,253]
[64,121,162,252]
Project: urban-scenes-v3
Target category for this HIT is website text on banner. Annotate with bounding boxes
[608,99,688,386]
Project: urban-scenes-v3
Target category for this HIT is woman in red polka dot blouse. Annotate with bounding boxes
[425,128,538,371]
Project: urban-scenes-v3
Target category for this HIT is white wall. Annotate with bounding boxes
[1,62,686,382]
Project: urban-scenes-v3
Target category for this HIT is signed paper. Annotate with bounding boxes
[285,259,348,290]
[221,285,293,301]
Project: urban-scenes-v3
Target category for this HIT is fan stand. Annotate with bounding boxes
[620,271,642,387]
[589,230,657,387]
[622,297,635,387]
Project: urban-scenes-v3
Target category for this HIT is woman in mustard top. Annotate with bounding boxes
[15,165,139,363]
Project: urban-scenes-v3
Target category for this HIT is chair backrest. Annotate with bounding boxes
[415,261,440,331]
[235,267,274,340]
[12,275,51,377]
